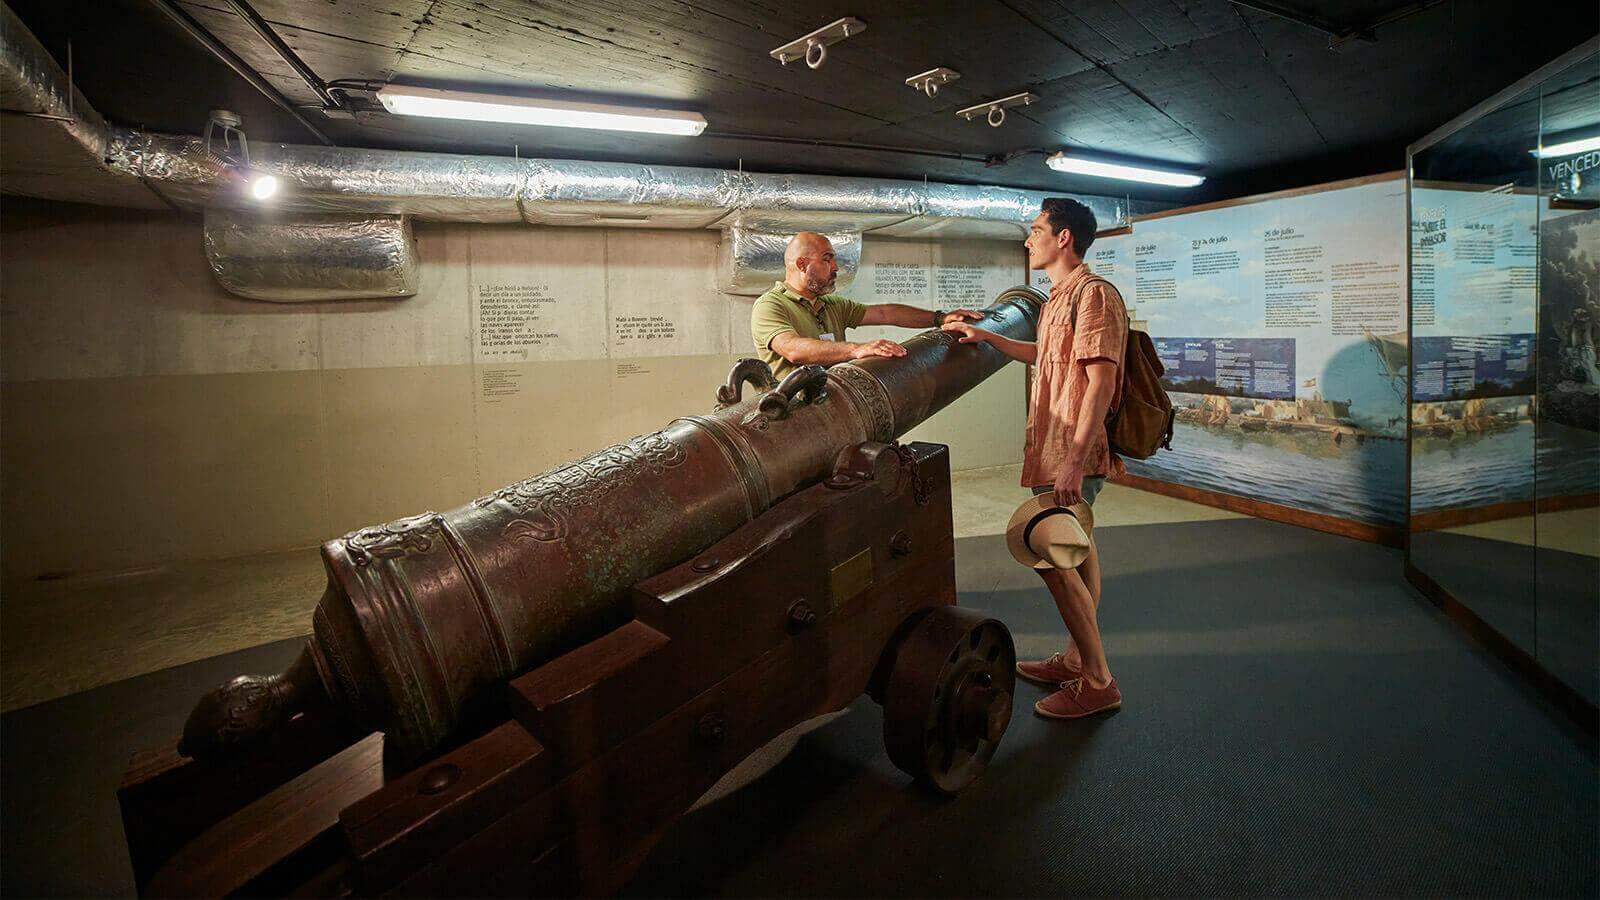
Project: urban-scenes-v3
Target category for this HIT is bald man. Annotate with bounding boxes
[751,232,984,379]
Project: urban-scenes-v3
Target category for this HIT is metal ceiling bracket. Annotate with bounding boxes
[204,108,252,167]
[906,68,960,99]
[770,18,866,70]
[956,92,1037,128]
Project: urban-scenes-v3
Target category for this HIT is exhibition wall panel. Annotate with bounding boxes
[1034,175,1410,529]
[0,203,1027,578]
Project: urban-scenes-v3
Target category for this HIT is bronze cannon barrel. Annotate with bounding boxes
[204,287,1043,761]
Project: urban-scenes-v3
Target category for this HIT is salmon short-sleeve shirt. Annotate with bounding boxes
[1021,263,1128,487]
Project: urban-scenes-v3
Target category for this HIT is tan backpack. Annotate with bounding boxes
[1071,276,1176,460]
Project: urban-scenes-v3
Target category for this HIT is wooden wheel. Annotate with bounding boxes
[880,606,1016,794]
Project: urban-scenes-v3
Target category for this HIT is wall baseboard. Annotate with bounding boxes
[1410,493,1600,532]
[1112,473,1404,547]
[1403,561,1598,740]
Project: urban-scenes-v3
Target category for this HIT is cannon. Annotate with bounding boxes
[118,286,1046,897]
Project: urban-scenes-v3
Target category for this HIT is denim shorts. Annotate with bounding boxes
[1032,475,1106,507]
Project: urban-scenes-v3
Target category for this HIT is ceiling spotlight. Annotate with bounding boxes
[1045,151,1204,187]
[203,109,285,201]
[249,174,280,201]
[1530,135,1600,158]
[375,84,707,136]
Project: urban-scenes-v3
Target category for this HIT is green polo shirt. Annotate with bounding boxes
[751,281,868,379]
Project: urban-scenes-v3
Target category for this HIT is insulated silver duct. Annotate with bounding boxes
[718,226,861,296]
[203,208,419,302]
[1,3,1164,301]
[0,1,103,153]
[0,1,163,210]
[213,145,1135,239]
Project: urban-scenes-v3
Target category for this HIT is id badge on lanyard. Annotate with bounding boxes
[811,305,836,341]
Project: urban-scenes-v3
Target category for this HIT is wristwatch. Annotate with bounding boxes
[932,308,944,327]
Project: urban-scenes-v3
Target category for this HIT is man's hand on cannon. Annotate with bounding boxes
[851,338,909,360]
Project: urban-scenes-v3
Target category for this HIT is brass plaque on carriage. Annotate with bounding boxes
[830,548,874,603]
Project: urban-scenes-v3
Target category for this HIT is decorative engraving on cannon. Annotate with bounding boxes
[829,362,897,442]
[342,513,443,566]
[479,431,689,543]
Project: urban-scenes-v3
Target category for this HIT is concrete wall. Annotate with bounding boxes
[1,200,1028,579]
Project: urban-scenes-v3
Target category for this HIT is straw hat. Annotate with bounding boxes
[1005,494,1096,570]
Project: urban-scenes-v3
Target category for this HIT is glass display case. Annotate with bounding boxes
[1407,41,1598,708]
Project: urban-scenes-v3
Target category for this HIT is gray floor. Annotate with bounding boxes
[628,522,1598,897]
[3,519,1596,897]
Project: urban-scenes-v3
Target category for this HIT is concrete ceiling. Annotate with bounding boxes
[6,0,1597,203]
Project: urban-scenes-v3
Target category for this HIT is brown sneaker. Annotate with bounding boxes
[1034,677,1122,719]
[1015,651,1082,687]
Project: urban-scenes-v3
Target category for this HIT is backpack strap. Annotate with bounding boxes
[1066,274,1129,421]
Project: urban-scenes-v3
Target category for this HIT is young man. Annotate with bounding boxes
[941,198,1127,719]
[752,231,985,379]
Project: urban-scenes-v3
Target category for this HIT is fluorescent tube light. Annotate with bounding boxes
[1530,135,1600,158]
[376,85,707,136]
[1045,151,1204,187]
